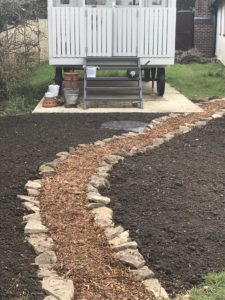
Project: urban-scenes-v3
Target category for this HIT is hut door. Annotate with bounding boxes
[113,6,139,56]
[86,7,113,56]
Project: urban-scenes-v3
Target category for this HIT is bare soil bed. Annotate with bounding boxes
[103,116,225,297]
[0,113,160,300]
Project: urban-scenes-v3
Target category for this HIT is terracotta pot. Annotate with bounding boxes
[63,79,80,89]
[42,97,57,108]
[64,72,79,81]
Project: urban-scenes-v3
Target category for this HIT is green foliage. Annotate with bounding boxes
[3,96,38,115]
[189,272,225,300]
[166,62,225,101]
[1,61,54,115]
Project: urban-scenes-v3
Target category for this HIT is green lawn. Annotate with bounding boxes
[167,62,225,101]
[2,61,225,115]
[187,272,225,300]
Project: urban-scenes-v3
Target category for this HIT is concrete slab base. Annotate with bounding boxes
[33,83,202,114]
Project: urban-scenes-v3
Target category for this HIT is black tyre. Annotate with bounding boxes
[157,68,165,96]
[143,69,151,82]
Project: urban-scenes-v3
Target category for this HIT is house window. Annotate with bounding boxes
[61,0,70,4]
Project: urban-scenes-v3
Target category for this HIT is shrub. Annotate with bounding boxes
[175,49,212,64]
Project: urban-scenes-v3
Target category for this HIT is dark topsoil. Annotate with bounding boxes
[0,113,161,300]
[102,117,225,297]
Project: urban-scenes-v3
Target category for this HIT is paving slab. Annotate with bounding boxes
[33,83,202,114]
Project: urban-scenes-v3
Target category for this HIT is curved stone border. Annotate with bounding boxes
[18,100,225,299]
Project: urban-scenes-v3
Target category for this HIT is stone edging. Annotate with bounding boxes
[17,100,225,300]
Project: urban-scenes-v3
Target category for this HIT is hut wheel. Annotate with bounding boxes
[157,68,165,96]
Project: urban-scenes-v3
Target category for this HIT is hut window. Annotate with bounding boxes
[61,0,70,4]
[85,0,107,4]
[152,0,162,5]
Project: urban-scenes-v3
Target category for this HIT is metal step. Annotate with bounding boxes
[86,57,140,62]
[85,66,139,70]
[85,77,140,81]
[86,97,142,101]
[83,57,143,110]
[86,87,141,91]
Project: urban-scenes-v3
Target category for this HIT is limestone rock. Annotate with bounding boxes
[96,170,109,179]
[212,113,223,118]
[68,147,75,154]
[56,152,69,158]
[37,266,57,279]
[42,276,74,300]
[25,218,48,234]
[109,231,130,247]
[103,155,124,165]
[144,145,155,151]
[92,207,113,218]
[115,149,131,157]
[143,279,168,299]
[25,180,42,190]
[43,296,58,300]
[91,207,113,227]
[148,124,155,129]
[23,213,41,223]
[129,147,138,156]
[126,132,138,137]
[78,144,87,148]
[86,184,98,193]
[195,121,207,127]
[45,160,58,169]
[152,138,164,147]
[164,133,174,141]
[102,137,113,143]
[27,188,40,197]
[97,165,113,173]
[99,161,111,167]
[105,226,124,240]
[152,119,161,125]
[22,201,40,213]
[28,234,54,255]
[35,251,57,266]
[39,164,55,176]
[179,126,192,134]
[159,116,169,122]
[17,195,39,206]
[94,140,105,146]
[132,266,154,280]
[86,203,105,210]
[90,175,110,189]
[87,193,110,205]
[112,241,138,252]
[114,249,145,269]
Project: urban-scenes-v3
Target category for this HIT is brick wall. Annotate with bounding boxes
[194,0,215,57]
